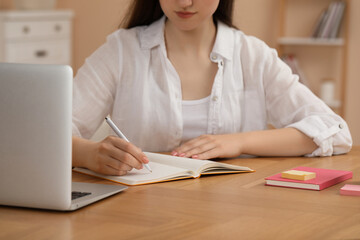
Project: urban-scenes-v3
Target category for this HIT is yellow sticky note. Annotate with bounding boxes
[281,170,316,181]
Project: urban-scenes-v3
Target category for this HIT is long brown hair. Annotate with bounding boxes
[120,0,235,29]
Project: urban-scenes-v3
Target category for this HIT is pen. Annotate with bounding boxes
[105,117,152,173]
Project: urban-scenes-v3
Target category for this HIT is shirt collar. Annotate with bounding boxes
[211,21,234,61]
[139,16,166,50]
[139,16,235,61]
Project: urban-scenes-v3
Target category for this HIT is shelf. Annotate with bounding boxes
[278,0,349,117]
[278,37,344,46]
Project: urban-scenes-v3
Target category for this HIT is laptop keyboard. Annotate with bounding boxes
[72,191,91,200]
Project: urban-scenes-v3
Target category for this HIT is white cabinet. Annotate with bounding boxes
[0,10,73,65]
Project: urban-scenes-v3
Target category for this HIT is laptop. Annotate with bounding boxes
[0,62,127,211]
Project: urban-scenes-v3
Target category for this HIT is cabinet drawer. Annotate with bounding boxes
[4,20,71,40]
[5,40,71,64]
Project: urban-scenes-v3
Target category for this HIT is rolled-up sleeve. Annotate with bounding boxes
[288,115,351,156]
[258,42,352,156]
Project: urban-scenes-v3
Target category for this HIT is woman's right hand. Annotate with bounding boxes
[72,136,149,176]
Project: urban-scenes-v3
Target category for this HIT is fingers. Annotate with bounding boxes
[184,141,217,159]
[104,155,133,172]
[192,147,220,160]
[90,152,132,176]
[105,135,147,169]
[100,164,128,176]
[172,135,208,156]
[172,135,219,159]
[91,136,150,176]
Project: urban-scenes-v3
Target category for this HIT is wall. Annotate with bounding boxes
[344,0,360,145]
[233,0,280,47]
[57,0,130,70]
[1,0,359,144]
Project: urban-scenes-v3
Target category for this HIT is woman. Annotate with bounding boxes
[72,0,352,176]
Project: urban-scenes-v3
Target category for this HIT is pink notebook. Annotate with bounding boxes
[340,184,360,196]
[265,167,352,191]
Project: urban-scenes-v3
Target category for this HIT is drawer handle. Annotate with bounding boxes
[35,50,48,58]
[23,26,30,34]
[54,24,62,32]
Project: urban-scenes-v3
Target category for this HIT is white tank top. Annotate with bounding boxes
[181,96,210,144]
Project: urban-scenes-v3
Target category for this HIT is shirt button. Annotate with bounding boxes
[211,55,217,61]
[339,124,344,129]
[212,96,218,101]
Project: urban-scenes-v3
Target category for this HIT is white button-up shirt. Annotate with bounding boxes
[72,17,352,156]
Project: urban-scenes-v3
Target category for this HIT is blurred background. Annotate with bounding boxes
[0,0,359,145]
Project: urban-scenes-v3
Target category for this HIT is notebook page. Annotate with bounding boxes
[74,161,191,185]
[115,161,191,184]
[145,152,211,173]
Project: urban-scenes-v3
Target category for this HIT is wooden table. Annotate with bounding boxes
[1,147,360,239]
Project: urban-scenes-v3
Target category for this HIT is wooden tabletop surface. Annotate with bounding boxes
[1,146,360,240]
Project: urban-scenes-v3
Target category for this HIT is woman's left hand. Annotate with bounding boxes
[171,134,243,160]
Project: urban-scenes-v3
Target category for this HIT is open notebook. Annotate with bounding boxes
[74,152,254,186]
